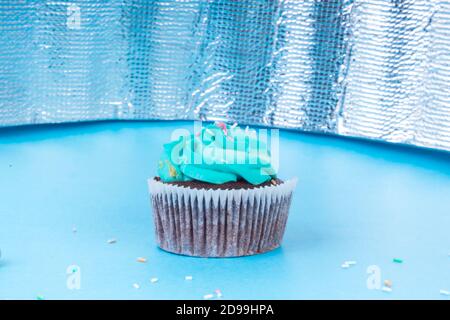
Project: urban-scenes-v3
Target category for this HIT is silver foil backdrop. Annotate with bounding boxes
[0,0,449,151]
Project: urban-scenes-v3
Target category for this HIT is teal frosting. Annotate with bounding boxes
[157,122,277,185]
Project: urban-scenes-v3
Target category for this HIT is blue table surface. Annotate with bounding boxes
[0,121,449,300]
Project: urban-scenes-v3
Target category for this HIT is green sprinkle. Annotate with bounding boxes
[36,295,44,300]
[393,258,403,263]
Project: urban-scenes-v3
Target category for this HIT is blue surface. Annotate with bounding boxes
[0,121,449,300]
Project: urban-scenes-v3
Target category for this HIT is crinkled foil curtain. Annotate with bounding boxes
[0,1,449,151]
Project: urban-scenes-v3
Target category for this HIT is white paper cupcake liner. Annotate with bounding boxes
[148,178,297,257]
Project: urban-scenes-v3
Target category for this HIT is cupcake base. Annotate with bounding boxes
[148,178,297,257]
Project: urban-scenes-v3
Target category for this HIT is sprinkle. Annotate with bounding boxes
[150,277,159,283]
[185,275,193,281]
[271,179,277,185]
[107,238,117,244]
[36,295,44,300]
[168,164,177,177]
[440,290,450,296]
[384,280,392,288]
[382,286,392,293]
[341,260,356,268]
[216,121,228,135]
[203,294,214,300]
[133,283,140,289]
[230,123,238,129]
[136,257,147,263]
[393,258,403,264]
[215,289,222,298]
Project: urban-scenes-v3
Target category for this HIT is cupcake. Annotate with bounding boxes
[148,122,297,257]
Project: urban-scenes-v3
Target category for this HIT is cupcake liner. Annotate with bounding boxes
[148,178,297,257]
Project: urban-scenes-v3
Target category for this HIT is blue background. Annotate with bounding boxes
[0,121,449,299]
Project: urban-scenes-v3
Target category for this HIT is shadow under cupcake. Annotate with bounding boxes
[148,122,297,257]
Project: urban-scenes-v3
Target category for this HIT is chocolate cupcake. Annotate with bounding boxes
[148,122,297,257]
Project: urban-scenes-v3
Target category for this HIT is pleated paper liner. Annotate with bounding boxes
[148,178,297,257]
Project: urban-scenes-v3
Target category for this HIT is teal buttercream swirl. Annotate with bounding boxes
[157,123,277,185]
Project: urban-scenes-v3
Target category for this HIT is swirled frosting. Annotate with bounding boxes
[157,122,277,185]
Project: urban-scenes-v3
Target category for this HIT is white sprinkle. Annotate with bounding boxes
[133,283,140,289]
[150,277,158,283]
[341,260,356,269]
[231,123,238,129]
[440,289,450,296]
[185,275,193,281]
[203,294,214,300]
[107,238,117,244]
[136,257,147,263]
[382,286,392,293]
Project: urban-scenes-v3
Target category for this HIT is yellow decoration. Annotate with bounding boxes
[168,164,177,177]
